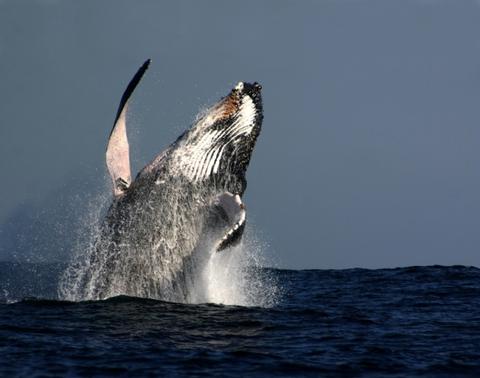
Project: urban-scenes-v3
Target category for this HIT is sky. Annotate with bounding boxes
[0,0,479,269]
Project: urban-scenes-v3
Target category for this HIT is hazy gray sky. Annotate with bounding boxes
[0,0,479,269]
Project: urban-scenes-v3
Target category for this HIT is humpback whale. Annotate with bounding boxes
[64,60,263,301]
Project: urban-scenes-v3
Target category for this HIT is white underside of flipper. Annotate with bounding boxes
[106,105,131,196]
[106,59,151,197]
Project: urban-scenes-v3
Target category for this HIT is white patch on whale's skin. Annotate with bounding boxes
[213,95,256,175]
[173,91,257,182]
[231,95,256,137]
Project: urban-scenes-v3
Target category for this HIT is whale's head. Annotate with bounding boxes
[177,82,263,194]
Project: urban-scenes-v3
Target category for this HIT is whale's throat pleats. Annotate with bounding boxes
[176,94,258,183]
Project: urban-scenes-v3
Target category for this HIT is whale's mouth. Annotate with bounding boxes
[213,193,246,252]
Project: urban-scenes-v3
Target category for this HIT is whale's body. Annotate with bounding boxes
[65,61,263,301]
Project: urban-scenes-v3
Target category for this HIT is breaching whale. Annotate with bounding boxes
[65,60,263,301]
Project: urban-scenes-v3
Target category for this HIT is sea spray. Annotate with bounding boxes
[59,191,279,307]
[58,187,110,302]
[187,228,280,307]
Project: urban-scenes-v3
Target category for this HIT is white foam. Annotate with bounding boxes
[187,226,280,307]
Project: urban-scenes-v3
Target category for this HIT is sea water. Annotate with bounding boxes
[1,263,479,377]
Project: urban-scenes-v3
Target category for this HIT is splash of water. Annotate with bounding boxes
[187,228,280,307]
[58,188,110,302]
[59,188,279,307]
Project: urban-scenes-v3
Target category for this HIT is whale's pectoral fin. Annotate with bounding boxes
[213,192,246,252]
[106,59,151,197]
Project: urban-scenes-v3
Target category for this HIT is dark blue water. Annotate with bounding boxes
[1,263,480,377]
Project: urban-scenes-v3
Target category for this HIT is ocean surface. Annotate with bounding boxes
[1,263,480,377]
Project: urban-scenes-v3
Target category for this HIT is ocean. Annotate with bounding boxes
[1,263,479,377]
